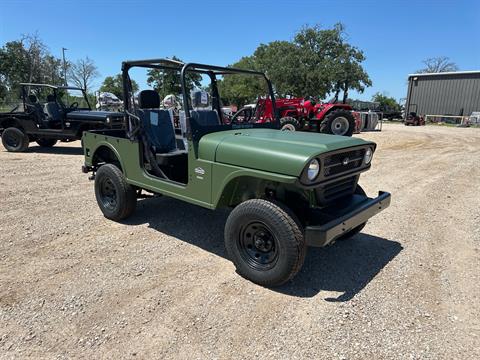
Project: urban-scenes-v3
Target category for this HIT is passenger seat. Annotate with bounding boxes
[190,90,221,127]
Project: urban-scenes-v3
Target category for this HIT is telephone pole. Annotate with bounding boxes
[62,47,68,86]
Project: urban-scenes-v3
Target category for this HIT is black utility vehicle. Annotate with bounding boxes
[0,83,124,152]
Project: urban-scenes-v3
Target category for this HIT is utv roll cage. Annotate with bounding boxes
[20,83,92,110]
[120,58,279,141]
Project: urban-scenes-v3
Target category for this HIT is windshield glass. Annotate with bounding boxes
[58,89,90,109]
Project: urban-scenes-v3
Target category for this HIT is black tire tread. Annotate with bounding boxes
[95,164,136,221]
[225,199,306,286]
[319,108,355,136]
[1,127,29,152]
[36,138,57,147]
[280,116,300,130]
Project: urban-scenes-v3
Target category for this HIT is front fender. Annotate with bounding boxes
[211,163,297,208]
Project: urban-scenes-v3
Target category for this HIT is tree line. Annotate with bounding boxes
[0,33,100,105]
[0,26,458,110]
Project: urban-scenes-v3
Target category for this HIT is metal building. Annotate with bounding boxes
[405,71,480,118]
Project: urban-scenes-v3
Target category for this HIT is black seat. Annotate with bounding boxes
[137,90,187,164]
[26,94,45,122]
[189,90,221,126]
[191,109,220,126]
[44,94,62,124]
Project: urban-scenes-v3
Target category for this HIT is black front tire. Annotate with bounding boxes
[94,164,136,221]
[337,185,367,241]
[225,199,306,287]
[36,138,57,147]
[280,116,300,131]
[320,109,355,136]
[1,127,29,152]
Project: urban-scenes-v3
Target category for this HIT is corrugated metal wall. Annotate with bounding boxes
[405,73,480,116]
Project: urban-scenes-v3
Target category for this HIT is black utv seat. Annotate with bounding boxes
[26,94,46,123]
[189,89,221,127]
[44,94,62,125]
[190,109,220,127]
[137,90,187,165]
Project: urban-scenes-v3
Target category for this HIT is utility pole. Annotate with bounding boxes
[62,47,68,86]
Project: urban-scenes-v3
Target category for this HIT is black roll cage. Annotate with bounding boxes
[20,83,92,110]
[121,58,279,141]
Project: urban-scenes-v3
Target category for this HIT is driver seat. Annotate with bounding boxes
[137,90,187,165]
[44,94,62,125]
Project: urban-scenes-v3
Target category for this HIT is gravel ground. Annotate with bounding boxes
[0,123,479,359]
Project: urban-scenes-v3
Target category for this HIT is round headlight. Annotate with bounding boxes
[364,148,373,164]
[307,159,320,181]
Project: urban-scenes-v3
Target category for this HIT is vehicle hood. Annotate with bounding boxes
[199,128,373,176]
[66,110,123,121]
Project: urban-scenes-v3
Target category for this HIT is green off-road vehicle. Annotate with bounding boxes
[81,59,391,286]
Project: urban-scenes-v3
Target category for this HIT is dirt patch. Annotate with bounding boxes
[0,124,479,359]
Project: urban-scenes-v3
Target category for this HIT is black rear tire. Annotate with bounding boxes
[1,127,29,152]
[94,164,136,221]
[280,116,300,131]
[225,199,306,287]
[36,138,57,147]
[337,185,367,241]
[320,109,355,136]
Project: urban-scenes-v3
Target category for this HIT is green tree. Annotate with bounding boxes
[217,56,267,107]
[294,24,371,102]
[0,40,30,98]
[146,56,202,100]
[217,24,371,104]
[371,92,401,111]
[0,34,64,105]
[99,74,138,100]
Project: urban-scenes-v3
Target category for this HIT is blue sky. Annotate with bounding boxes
[1,0,479,101]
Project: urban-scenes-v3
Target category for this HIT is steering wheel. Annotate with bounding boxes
[69,101,79,110]
[230,106,255,124]
[231,97,261,124]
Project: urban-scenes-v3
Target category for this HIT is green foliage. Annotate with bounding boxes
[146,56,202,100]
[371,92,401,111]
[0,34,64,106]
[218,23,371,105]
[217,56,267,107]
[99,74,138,100]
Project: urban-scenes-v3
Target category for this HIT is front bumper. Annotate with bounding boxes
[305,191,391,247]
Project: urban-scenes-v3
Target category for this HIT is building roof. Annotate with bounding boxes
[408,70,480,78]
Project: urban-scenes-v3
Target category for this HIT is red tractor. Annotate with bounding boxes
[235,97,357,136]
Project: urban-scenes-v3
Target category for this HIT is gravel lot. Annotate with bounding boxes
[1,123,479,359]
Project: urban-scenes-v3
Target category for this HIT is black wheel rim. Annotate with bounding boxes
[238,221,279,270]
[99,177,117,211]
[4,131,20,148]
